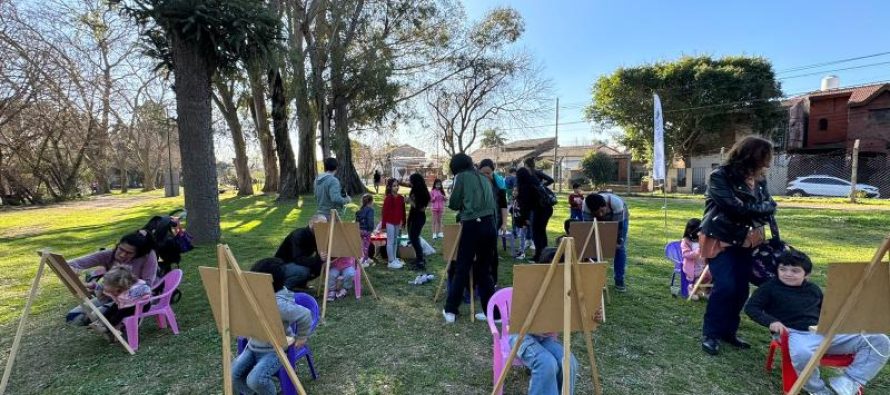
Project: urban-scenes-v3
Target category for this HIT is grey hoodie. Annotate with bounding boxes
[315,173,350,217]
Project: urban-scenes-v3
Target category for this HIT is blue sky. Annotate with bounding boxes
[461,0,890,147]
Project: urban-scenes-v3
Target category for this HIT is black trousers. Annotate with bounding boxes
[702,246,754,339]
[444,215,496,315]
[531,205,553,262]
[408,210,426,262]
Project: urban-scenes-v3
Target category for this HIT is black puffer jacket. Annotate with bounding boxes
[701,166,776,246]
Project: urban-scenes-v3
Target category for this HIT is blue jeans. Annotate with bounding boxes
[232,348,282,395]
[386,223,400,263]
[509,334,578,395]
[789,330,890,393]
[702,246,753,338]
[328,265,356,290]
[282,263,312,290]
[569,208,582,221]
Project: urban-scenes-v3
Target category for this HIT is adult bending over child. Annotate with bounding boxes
[67,230,159,285]
[744,249,889,395]
[275,214,355,295]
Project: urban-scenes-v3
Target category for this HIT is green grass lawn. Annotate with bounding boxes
[1,190,889,394]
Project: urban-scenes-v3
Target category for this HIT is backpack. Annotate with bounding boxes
[749,217,785,286]
[143,212,192,304]
[537,183,558,207]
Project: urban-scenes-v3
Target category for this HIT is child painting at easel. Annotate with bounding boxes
[87,266,152,341]
[233,258,313,395]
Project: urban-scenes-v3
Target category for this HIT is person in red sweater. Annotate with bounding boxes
[568,183,584,221]
[382,178,407,269]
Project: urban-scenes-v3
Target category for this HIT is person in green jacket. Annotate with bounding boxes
[442,153,497,324]
[315,157,351,218]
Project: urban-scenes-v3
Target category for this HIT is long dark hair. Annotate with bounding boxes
[409,173,430,209]
[683,218,702,241]
[515,167,536,187]
[117,231,154,259]
[724,136,773,179]
[432,178,445,193]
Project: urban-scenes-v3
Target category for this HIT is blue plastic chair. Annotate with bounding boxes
[236,292,320,395]
[665,241,690,298]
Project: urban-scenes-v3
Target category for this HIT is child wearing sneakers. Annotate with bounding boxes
[381,178,406,269]
[326,257,356,301]
[681,218,710,300]
[745,248,889,395]
[430,178,447,239]
[356,194,375,267]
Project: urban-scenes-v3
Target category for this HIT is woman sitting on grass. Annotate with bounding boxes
[68,230,159,285]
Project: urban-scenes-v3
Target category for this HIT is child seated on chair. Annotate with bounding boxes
[356,193,375,267]
[233,258,314,395]
[88,266,152,341]
[327,256,356,301]
[681,218,711,300]
[508,333,579,395]
[744,248,890,395]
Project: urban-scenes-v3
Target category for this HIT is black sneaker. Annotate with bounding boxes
[702,337,720,355]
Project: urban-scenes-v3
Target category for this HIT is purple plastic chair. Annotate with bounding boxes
[122,269,182,351]
[486,287,524,395]
[236,292,319,395]
[665,241,690,298]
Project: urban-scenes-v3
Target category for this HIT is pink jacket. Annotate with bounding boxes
[681,238,706,282]
[103,279,152,308]
[69,249,158,285]
[430,189,446,212]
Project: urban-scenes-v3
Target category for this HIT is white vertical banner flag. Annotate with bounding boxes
[653,93,666,181]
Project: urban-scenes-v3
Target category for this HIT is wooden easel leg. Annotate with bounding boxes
[223,246,307,395]
[787,236,890,395]
[491,240,568,395]
[0,256,47,394]
[217,245,233,395]
[571,254,603,395]
[562,243,573,395]
[433,260,451,303]
[320,210,337,321]
[359,264,380,300]
[687,265,710,301]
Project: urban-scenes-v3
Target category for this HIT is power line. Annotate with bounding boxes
[778,61,890,80]
[776,51,890,74]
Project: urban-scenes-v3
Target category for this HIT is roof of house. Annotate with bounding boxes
[797,82,890,107]
[537,144,627,159]
[501,137,556,150]
[469,147,537,165]
[388,144,425,158]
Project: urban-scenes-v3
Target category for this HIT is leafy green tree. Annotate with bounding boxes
[584,56,782,164]
[581,151,617,190]
[114,0,280,243]
[480,129,507,148]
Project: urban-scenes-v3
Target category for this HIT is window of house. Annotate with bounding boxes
[870,108,890,123]
[818,118,828,131]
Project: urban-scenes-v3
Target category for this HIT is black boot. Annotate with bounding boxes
[721,336,751,349]
[702,337,720,356]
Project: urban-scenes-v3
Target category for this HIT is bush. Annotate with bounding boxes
[580,151,617,189]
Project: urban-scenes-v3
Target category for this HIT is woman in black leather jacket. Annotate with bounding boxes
[699,136,777,356]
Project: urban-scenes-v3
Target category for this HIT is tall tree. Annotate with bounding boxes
[212,79,254,196]
[584,56,783,164]
[245,61,279,193]
[427,7,551,155]
[115,0,280,243]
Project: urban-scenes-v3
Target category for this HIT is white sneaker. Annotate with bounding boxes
[515,253,526,260]
[474,313,487,321]
[829,375,861,395]
[442,310,456,324]
[439,232,444,238]
[388,260,404,269]
[360,258,371,268]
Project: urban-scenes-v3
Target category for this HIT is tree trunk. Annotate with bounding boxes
[247,64,279,193]
[120,167,128,193]
[269,69,298,199]
[213,81,254,196]
[289,5,317,194]
[332,99,367,195]
[142,157,157,191]
[171,34,220,244]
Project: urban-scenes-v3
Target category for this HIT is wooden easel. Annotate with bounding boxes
[317,209,379,321]
[687,265,712,301]
[1,250,134,394]
[492,237,605,395]
[573,218,612,310]
[199,245,308,395]
[787,236,890,395]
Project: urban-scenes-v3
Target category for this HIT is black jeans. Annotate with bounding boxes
[104,303,149,327]
[702,246,754,339]
[444,215,497,315]
[531,205,553,262]
[408,209,426,262]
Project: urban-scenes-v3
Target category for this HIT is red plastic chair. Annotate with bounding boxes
[765,329,861,394]
[122,269,183,351]
[486,287,524,395]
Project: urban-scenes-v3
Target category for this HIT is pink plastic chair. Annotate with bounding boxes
[330,258,363,299]
[487,287,524,395]
[122,269,182,351]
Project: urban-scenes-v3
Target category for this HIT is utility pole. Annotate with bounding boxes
[850,139,860,203]
[554,98,560,192]
[165,110,179,197]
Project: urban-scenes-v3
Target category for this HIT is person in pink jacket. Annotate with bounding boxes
[681,218,711,300]
[88,266,152,340]
[429,178,447,239]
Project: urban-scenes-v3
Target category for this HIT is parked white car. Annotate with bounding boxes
[786,175,880,198]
